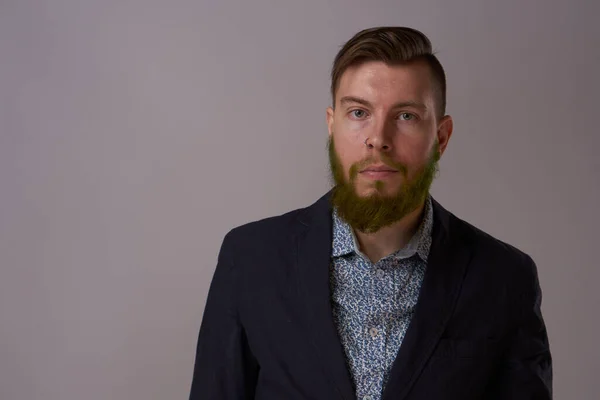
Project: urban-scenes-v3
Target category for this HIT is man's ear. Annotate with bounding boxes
[326,106,335,137]
[436,115,453,156]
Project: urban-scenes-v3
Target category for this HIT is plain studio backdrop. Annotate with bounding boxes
[1,0,598,399]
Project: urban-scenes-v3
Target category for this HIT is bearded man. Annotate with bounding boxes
[189,26,552,400]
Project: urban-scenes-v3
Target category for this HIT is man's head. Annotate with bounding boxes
[326,27,453,233]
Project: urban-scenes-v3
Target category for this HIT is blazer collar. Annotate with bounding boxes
[295,190,356,400]
[382,196,473,400]
[295,190,472,400]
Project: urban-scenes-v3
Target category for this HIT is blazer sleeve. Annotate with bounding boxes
[484,255,553,399]
[189,231,259,399]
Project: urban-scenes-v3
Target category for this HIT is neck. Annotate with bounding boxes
[353,200,426,263]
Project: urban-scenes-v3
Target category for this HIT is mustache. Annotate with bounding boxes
[354,156,407,173]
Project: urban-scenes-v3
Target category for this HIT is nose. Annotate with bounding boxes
[365,123,392,152]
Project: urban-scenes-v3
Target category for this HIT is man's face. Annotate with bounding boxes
[326,60,452,233]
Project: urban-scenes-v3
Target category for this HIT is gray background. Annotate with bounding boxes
[1,0,598,399]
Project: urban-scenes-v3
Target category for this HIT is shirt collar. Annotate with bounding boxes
[331,195,433,262]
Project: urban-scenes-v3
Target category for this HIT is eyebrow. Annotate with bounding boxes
[339,96,428,112]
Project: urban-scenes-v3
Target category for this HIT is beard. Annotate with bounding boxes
[328,136,440,234]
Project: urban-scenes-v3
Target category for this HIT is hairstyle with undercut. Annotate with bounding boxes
[330,27,447,118]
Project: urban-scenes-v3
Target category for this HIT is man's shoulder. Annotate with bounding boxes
[449,211,537,277]
[229,206,306,240]
[223,193,327,251]
[456,214,529,257]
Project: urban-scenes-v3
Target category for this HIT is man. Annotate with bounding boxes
[189,27,552,400]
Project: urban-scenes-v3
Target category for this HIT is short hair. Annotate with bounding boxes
[330,26,447,118]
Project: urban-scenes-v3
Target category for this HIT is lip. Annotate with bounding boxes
[360,169,398,179]
[360,165,398,173]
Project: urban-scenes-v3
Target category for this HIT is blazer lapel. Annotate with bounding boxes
[294,191,356,400]
[383,197,474,400]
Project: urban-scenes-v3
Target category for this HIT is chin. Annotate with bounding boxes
[361,180,401,192]
[356,186,398,199]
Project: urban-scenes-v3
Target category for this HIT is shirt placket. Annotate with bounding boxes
[357,259,387,400]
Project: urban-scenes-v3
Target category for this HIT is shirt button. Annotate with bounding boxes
[369,327,378,338]
[363,396,373,400]
[376,268,385,278]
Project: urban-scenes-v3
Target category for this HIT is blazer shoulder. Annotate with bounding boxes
[450,213,537,277]
[223,204,309,251]
[224,191,330,247]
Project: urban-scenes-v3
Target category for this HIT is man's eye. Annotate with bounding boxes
[350,109,367,119]
[398,113,415,121]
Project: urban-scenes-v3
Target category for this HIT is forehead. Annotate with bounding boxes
[337,60,434,107]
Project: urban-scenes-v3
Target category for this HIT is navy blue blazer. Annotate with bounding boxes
[189,191,552,399]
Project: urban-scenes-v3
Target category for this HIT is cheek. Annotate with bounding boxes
[340,118,369,139]
[333,137,362,172]
[393,134,433,162]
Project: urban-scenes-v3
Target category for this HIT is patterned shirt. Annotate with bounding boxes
[329,196,433,400]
